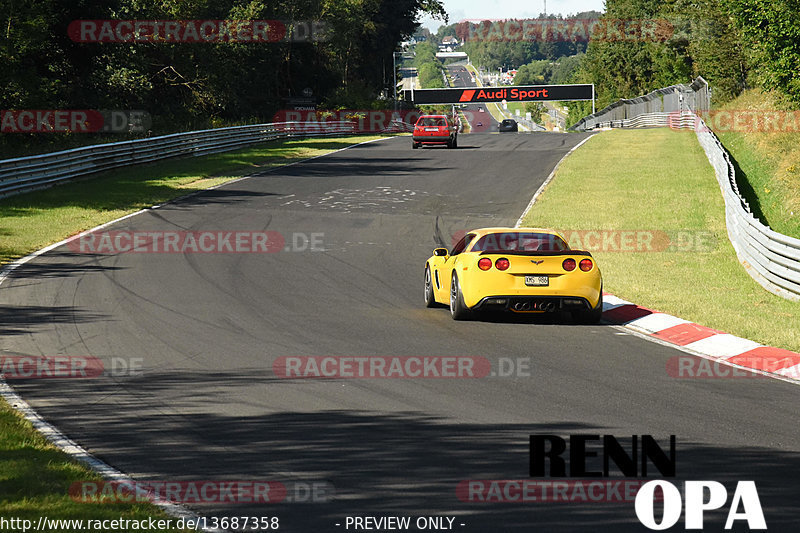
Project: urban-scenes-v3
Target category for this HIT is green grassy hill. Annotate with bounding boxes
[714,90,800,238]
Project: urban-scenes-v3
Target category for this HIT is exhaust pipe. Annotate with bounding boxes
[514,301,552,312]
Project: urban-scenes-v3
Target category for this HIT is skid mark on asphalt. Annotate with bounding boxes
[280,186,426,213]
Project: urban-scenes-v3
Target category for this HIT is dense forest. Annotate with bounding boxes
[3,0,799,150]
[567,0,800,122]
[454,12,600,70]
[429,1,799,125]
[1,0,446,139]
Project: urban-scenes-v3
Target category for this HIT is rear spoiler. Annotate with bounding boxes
[478,250,593,257]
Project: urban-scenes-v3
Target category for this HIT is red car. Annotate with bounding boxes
[412,115,458,149]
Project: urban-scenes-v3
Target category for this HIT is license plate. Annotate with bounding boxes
[425,127,438,131]
[525,275,549,286]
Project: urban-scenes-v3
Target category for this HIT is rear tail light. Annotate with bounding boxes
[478,258,492,270]
[579,258,593,272]
[495,258,510,271]
[562,258,576,271]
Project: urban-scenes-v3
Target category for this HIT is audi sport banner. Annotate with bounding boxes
[405,85,593,104]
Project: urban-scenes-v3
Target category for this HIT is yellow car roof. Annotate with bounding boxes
[467,227,563,237]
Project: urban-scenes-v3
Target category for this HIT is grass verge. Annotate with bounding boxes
[0,133,387,530]
[714,89,800,238]
[0,401,194,532]
[0,134,388,265]
[521,128,800,352]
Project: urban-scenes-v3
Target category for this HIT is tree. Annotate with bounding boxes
[727,0,800,107]
[0,0,448,154]
[514,61,552,85]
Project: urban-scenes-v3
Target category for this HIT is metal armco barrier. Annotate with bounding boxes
[688,111,800,301]
[570,77,710,132]
[589,112,695,129]
[0,121,355,199]
[571,78,800,300]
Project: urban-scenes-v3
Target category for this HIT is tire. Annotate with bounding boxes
[446,139,453,149]
[452,135,458,148]
[449,273,472,320]
[572,293,603,324]
[424,266,437,308]
[412,142,419,149]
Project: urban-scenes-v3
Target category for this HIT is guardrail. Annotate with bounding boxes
[571,77,710,131]
[589,112,695,129]
[0,121,356,199]
[685,112,800,300]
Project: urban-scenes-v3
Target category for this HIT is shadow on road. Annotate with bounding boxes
[9,371,800,531]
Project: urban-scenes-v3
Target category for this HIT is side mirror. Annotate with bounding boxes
[433,248,449,257]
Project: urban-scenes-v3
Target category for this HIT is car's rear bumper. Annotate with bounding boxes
[458,268,602,309]
[412,135,452,143]
[472,295,596,313]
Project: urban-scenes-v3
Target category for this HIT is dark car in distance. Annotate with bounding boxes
[498,119,519,132]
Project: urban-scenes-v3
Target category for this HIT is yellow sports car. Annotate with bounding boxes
[424,228,603,322]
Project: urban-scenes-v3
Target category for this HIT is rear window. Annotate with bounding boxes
[502,119,515,125]
[470,232,568,252]
[417,117,447,127]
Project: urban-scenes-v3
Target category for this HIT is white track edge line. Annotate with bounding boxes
[515,133,597,228]
[0,135,390,530]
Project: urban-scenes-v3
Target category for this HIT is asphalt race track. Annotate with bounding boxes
[3,133,800,531]
[447,65,497,132]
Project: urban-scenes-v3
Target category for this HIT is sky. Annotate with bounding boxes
[418,0,607,32]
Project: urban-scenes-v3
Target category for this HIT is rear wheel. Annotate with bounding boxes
[573,293,603,324]
[424,266,437,308]
[449,273,472,320]
[412,142,419,149]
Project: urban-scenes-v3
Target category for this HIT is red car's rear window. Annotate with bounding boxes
[470,232,569,252]
[417,117,447,127]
